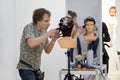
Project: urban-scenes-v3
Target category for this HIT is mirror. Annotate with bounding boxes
[66,0,102,66]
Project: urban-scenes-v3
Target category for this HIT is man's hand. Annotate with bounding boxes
[76,26,84,34]
[73,26,84,39]
[48,29,60,41]
[52,31,60,41]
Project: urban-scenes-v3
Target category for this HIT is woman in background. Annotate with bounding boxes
[107,6,120,73]
[108,6,117,48]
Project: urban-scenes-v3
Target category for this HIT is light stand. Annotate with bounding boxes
[64,49,75,80]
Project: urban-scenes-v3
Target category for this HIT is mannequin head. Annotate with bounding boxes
[59,15,74,37]
[109,6,117,17]
[58,15,76,48]
[84,16,96,34]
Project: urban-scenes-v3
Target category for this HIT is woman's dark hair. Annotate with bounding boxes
[32,8,51,24]
[59,15,74,37]
[67,10,77,19]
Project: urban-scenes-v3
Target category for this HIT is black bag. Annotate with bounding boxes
[20,60,44,80]
[35,69,44,80]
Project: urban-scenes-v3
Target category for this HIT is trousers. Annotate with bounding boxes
[19,69,36,80]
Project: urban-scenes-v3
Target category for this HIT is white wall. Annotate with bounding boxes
[0,0,67,80]
[16,0,67,80]
[0,0,17,80]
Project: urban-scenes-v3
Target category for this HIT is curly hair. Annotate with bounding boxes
[84,16,97,35]
[32,8,51,24]
[84,16,96,25]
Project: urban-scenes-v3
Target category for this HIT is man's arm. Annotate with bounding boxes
[44,32,60,53]
[27,29,58,48]
[27,32,50,48]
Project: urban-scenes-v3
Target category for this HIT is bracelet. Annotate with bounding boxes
[76,33,80,37]
[50,41,55,44]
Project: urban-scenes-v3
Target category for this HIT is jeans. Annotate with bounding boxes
[19,69,36,80]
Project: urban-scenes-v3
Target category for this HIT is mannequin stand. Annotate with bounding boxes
[64,49,75,80]
[58,37,77,80]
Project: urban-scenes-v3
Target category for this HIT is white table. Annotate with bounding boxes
[59,68,101,80]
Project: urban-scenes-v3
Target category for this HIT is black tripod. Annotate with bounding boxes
[64,49,75,80]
